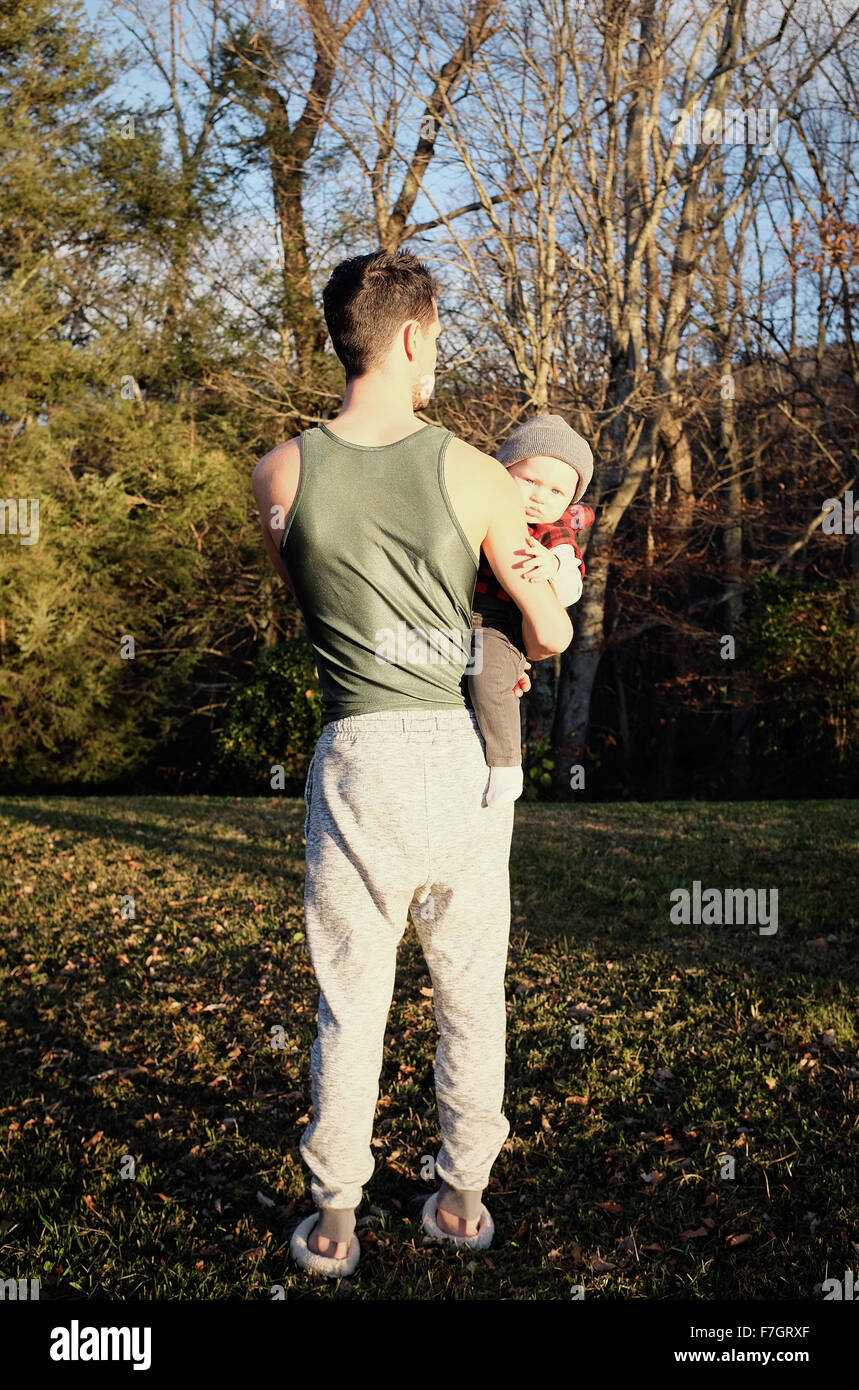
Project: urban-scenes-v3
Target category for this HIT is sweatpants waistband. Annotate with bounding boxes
[322,706,482,738]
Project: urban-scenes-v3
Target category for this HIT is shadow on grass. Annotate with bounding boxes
[1,796,857,1299]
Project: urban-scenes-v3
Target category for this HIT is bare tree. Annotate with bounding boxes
[112,0,233,361]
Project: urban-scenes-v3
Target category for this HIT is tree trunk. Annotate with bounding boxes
[551,429,654,783]
[263,82,330,376]
[523,653,556,761]
[714,209,750,794]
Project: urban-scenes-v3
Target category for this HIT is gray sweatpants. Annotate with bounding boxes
[298,706,516,1242]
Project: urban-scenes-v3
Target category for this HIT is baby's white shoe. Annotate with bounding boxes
[484,764,524,807]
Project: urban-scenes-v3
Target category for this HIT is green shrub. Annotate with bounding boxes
[738,572,859,794]
[212,636,322,791]
[523,731,555,801]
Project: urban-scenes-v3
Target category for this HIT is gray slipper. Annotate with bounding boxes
[289,1212,360,1279]
[421,1190,495,1250]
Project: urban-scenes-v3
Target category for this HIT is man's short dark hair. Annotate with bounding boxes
[322,249,440,380]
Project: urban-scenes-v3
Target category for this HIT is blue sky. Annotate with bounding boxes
[77,0,853,363]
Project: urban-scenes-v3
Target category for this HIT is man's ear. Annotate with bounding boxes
[402,319,421,363]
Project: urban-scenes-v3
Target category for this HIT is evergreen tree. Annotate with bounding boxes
[0,0,271,790]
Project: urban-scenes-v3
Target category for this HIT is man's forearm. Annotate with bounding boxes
[523,636,567,661]
[521,602,574,660]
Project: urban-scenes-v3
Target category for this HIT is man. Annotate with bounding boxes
[252,249,572,1279]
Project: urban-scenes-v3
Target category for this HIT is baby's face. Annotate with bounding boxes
[507,455,579,524]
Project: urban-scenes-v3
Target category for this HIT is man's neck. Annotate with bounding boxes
[327,373,424,446]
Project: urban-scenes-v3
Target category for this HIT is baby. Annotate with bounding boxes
[467,413,595,807]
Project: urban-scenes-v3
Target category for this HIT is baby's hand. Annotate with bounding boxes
[514,536,560,583]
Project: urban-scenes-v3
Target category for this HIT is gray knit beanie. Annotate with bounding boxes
[495,413,593,504]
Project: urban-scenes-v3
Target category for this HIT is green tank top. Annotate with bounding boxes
[280,422,480,727]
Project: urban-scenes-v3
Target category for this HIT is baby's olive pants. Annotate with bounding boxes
[298,706,516,1243]
[467,607,529,767]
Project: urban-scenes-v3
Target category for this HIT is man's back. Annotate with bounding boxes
[276,421,479,727]
[253,420,574,705]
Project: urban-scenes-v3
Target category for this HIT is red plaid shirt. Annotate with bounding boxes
[473,503,595,607]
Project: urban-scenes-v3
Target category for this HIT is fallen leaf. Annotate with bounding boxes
[568,1004,596,1020]
[591,1256,617,1272]
[680,1226,710,1239]
[725,1232,752,1247]
[595,1201,623,1216]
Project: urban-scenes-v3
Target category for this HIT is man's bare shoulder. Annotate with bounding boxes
[444,435,512,490]
[252,436,302,521]
[253,435,301,486]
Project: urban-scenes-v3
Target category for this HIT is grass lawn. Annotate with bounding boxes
[1,795,856,1301]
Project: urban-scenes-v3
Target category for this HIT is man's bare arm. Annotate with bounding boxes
[257,513,294,593]
[251,444,298,595]
[481,464,574,660]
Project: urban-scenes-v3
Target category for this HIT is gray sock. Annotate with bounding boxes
[315,1206,356,1244]
[436,1181,484,1223]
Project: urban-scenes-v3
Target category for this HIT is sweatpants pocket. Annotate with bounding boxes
[303,750,317,841]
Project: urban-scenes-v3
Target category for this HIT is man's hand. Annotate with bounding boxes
[514,537,560,583]
[513,662,532,697]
